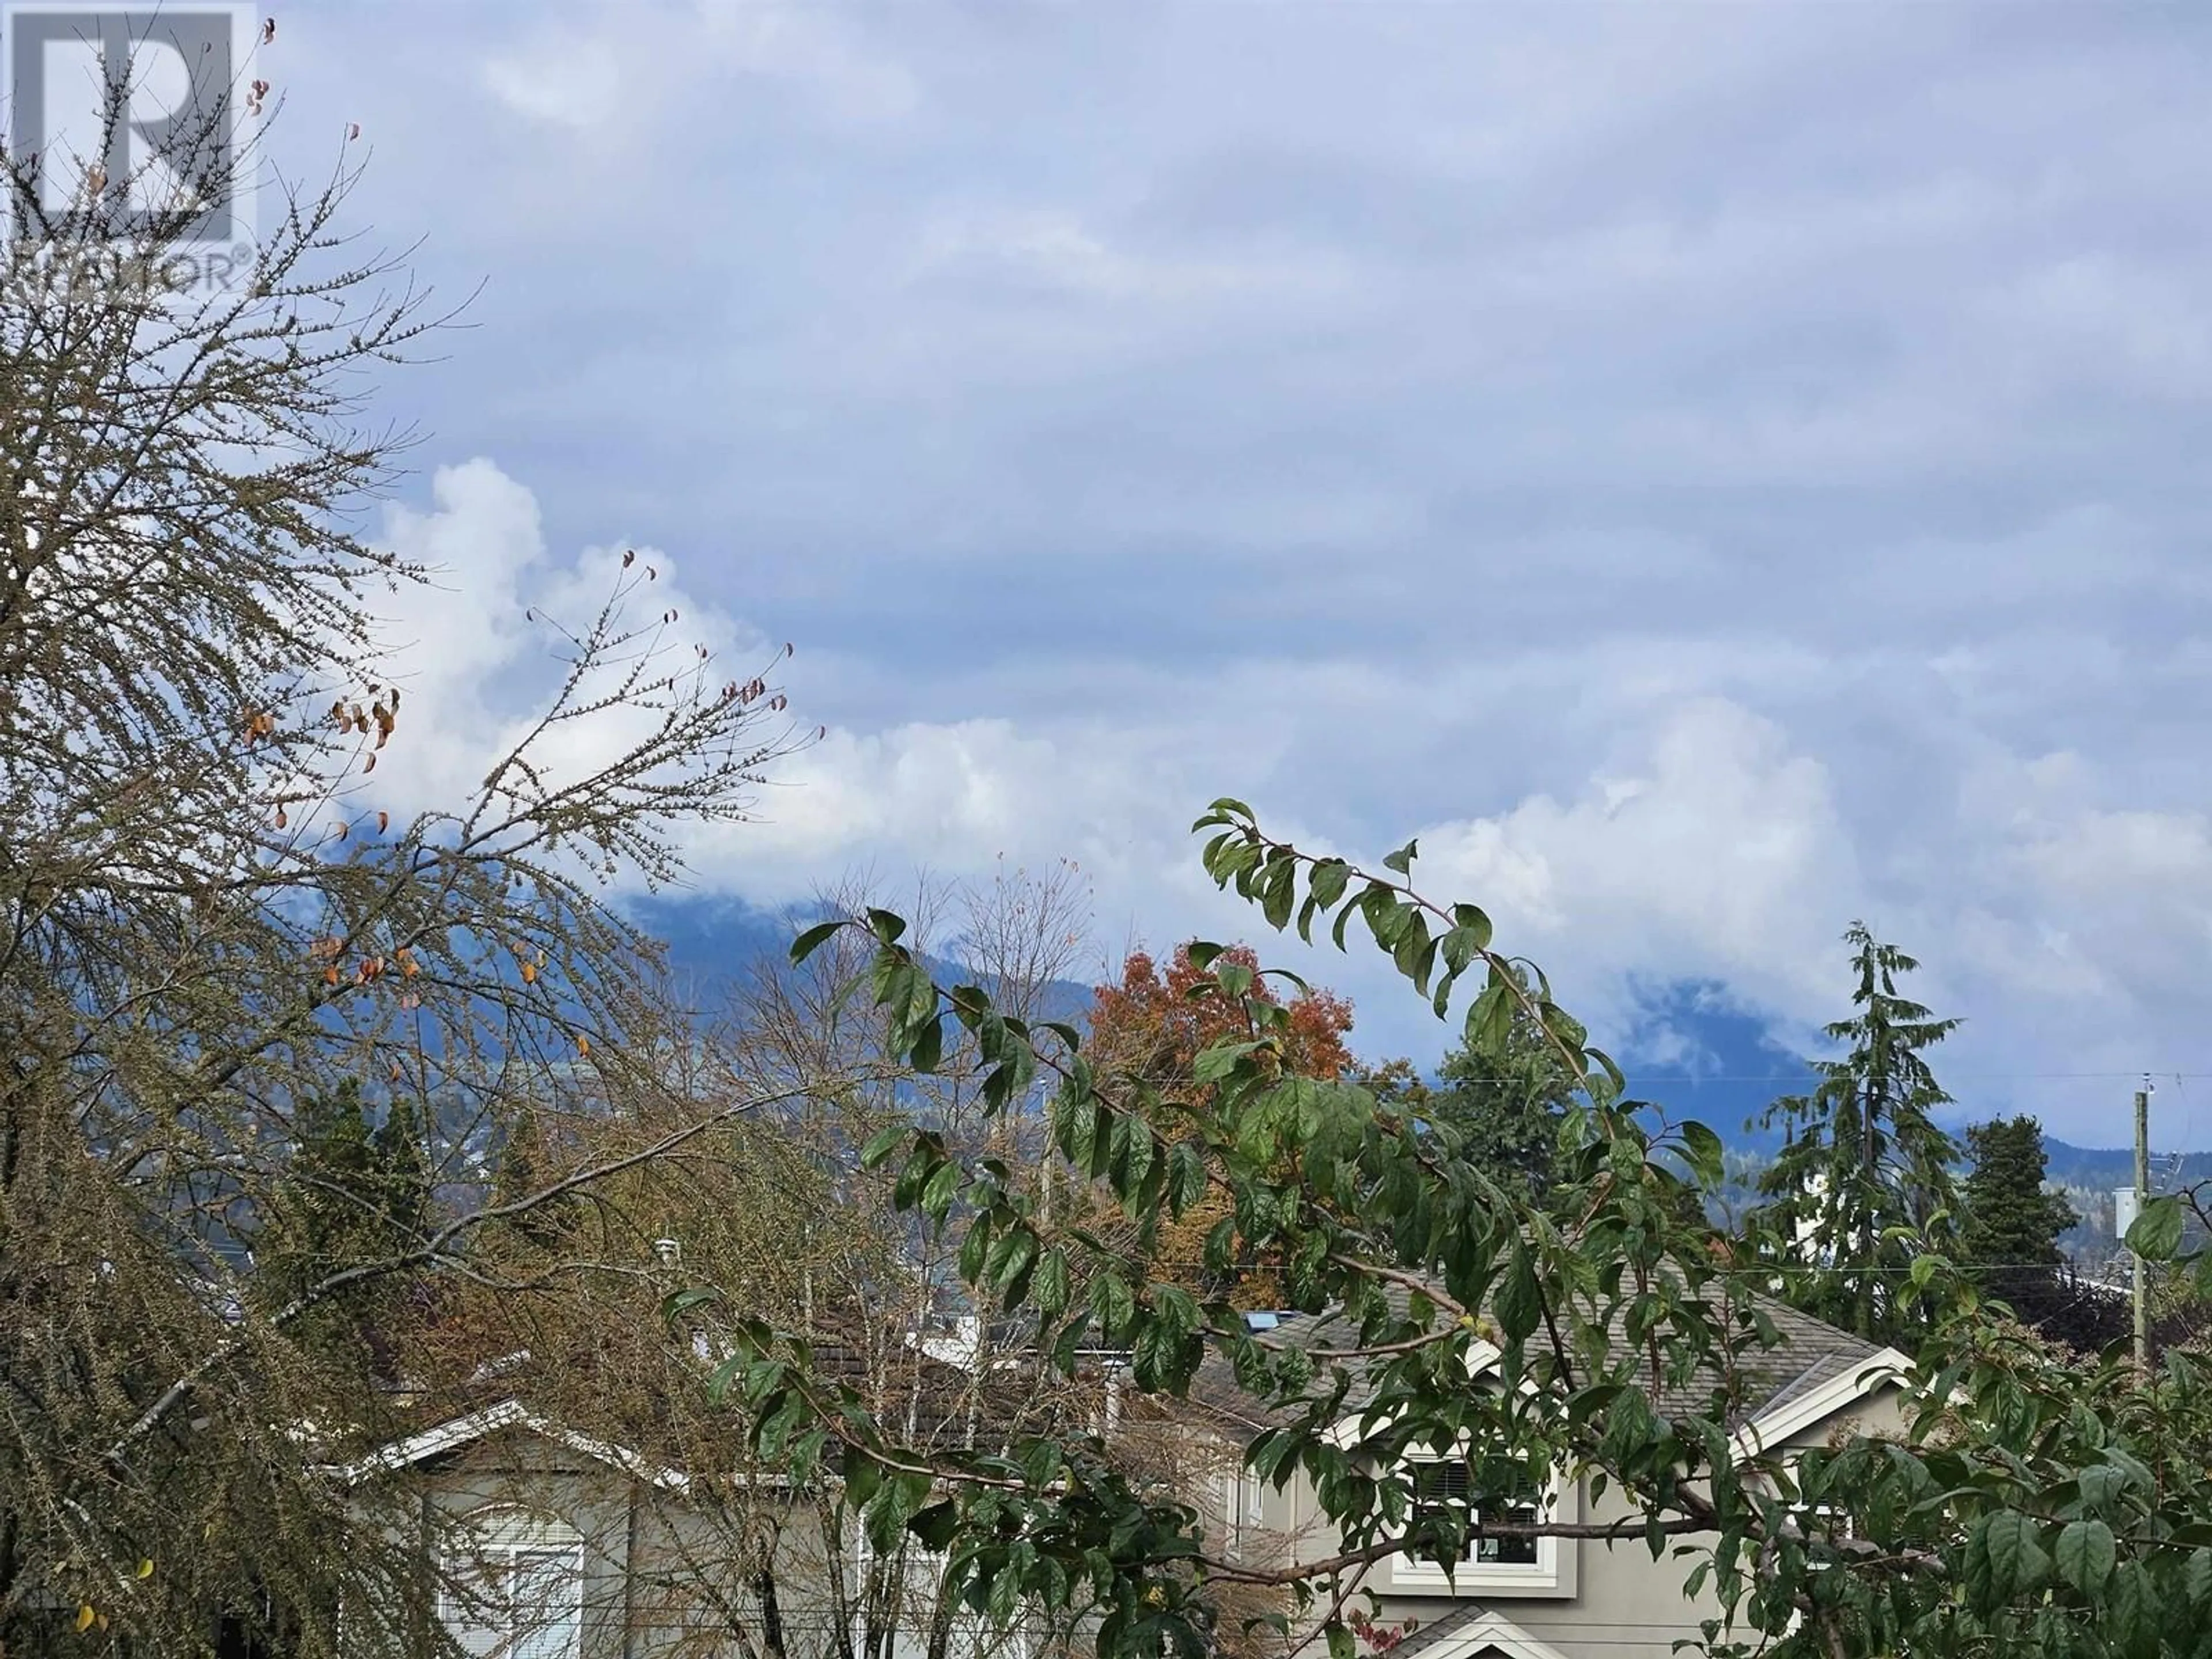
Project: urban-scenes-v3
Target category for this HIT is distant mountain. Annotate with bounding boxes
[618,899,2179,1249]
[624,892,1094,1025]
[1603,983,1819,1150]
[627,892,806,999]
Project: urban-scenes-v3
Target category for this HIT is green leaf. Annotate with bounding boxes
[661,1286,722,1322]
[909,1501,960,1551]
[1194,1041,1262,1086]
[1381,839,1418,876]
[1167,1141,1209,1219]
[790,920,842,963]
[2184,1548,2212,1609]
[1678,1122,1724,1188]
[959,1213,993,1283]
[1331,897,1357,954]
[865,908,908,945]
[920,1157,963,1221]
[2055,1518,2115,1594]
[987,1227,1039,1298]
[2109,1562,2154,1649]
[1310,859,1351,910]
[1034,1248,1070,1316]
[1449,902,1493,952]
[705,1353,747,1404]
[2077,1463,2127,1512]
[1968,1510,2051,1608]
[1260,857,1297,931]
[910,1013,944,1074]
[2125,1195,2185,1260]
[1091,1270,1135,1335]
[1495,1248,1542,1343]
[858,1124,910,1170]
[1020,1438,1063,1490]
[893,1141,938,1210]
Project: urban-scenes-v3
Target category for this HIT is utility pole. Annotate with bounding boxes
[2134,1078,2152,1370]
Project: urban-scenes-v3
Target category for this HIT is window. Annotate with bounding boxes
[1412,1459,1539,1566]
[1385,1453,1577,1599]
[440,1508,585,1659]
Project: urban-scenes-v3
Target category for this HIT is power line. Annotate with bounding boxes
[1381,1069,2212,1086]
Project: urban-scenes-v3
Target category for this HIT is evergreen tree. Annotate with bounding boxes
[255,1080,429,1365]
[371,1093,431,1246]
[1749,923,1961,1346]
[1958,1115,2079,1321]
[490,1105,584,1250]
[1418,973,1578,1207]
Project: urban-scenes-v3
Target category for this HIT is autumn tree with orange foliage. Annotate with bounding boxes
[1085,944,1355,1306]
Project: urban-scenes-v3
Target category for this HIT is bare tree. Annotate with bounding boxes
[0,63,808,1659]
[382,868,1103,1659]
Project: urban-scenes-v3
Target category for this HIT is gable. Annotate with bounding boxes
[327,1400,698,1493]
[1391,1609,1573,1659]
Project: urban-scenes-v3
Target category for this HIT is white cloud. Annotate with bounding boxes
[346,456,2212,1141]
[274,0,2212,1143]
[362,459,766,829]
[479,0,916,136]
[1410,699,1861,1037]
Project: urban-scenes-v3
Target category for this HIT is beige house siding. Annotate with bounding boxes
[353,1423,1023,1659]
[1245,1382,1912,1659]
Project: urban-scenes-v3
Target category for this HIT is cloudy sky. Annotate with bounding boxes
[261,2,2212,1143]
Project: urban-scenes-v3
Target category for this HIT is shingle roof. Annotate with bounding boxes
[1180,1281,1888,1441]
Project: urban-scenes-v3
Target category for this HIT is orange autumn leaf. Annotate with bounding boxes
[1086,942,1355,1309]
[1088,942,1354,1084]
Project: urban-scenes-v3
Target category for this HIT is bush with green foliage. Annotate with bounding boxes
[679,812,2212,1659]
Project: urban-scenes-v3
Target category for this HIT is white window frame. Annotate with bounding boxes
[1381,1449,1578,1599]
[438,1505,585,1659]
[1330,1342,1580,1600]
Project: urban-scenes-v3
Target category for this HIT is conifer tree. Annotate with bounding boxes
[1959,1115,2078,1321]
[1750,923,1961,1346]
[370,1094,431,1248]
[490,1105,585,1251]
[1419,967,1579,1207]
[256,1081,434,1369]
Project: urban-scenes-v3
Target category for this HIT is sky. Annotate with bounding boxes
[247,2,2212,1145]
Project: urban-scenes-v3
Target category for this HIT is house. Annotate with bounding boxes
[330,1341,1064,1659]
[1177,1298,1912,1659]
[339,1294,1906,1659]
